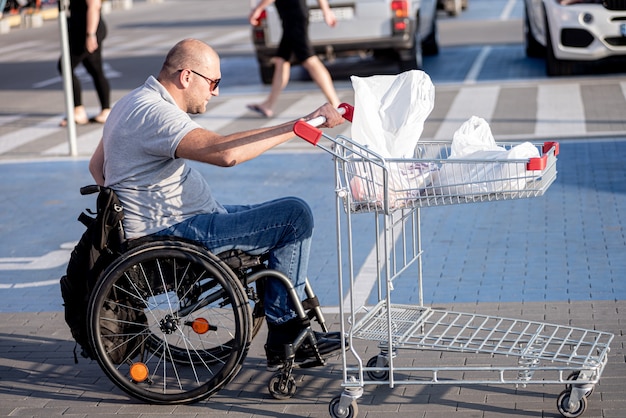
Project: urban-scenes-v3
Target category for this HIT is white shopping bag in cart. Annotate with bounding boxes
[349,70,435,207]
[351,70,435,158]
[431,116,540,195]
[450,115,502,157]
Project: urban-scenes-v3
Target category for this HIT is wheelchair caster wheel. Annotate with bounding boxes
[268,373,296,400]
[329,395,358,418]
[557,389,588,418]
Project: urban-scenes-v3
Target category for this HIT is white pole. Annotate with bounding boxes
[57,0,78,156]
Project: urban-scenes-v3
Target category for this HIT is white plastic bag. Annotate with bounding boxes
[349,70,435,207]
[351,70,435,158]
[430,117,540,196]
[349,161,438,208]
[450,116,503,157]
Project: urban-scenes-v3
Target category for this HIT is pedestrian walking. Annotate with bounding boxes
[59,0,111,126]
[247,0,340,118]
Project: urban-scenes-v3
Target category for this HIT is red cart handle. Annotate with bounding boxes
[527,142,560,171]
[293,103,353,146]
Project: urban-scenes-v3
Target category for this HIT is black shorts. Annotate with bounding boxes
[275,0,315,62]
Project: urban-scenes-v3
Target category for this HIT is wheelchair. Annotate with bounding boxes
[81,186,332,404]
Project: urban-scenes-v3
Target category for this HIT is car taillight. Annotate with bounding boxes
[391,0,409,17]
[391,0,410,34]
[394,20,408,31]
[252,9,268,44]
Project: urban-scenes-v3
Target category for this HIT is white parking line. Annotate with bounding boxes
[501,0,518,21]
[620,81,626,102]
[464,46,492,85]
[0,243,74,288]
[0,243,74,272]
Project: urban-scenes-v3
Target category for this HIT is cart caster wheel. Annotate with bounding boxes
[565,371,594,398]
[268,373,297,400]
[557,389,588,418]
[329,395,358,418]
[366,356,389,381]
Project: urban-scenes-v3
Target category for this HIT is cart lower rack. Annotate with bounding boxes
[294,115,614,418]
[353,302,612,387]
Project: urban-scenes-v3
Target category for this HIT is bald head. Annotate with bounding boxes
[156,39,221,114]
[159,39,219,80]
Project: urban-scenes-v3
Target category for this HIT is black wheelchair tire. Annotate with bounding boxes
[87,239,252,404]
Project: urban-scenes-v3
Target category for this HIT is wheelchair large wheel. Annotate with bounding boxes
[143,303,262,366]
[144,246,267,363]
[87,239,252,404]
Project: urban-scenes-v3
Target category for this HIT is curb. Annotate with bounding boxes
[0,0,157,33]
[1,6,58,32]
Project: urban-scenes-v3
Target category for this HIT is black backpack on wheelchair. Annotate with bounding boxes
[60,185,126,362]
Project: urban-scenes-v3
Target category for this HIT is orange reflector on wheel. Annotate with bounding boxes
[192,318,211,334]
[129,362,149,382]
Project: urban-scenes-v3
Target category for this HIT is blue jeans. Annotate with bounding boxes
[153,196,314,325]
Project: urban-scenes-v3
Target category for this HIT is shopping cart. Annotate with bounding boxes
[294,105,614,418]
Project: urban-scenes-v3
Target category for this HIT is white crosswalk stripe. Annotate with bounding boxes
[3,12,626,161]
[435,85,500,140]
[0,2,622,266]
[536,84,586,137]
[105,33,175,55]
[104,28,252,57]
[194,95,269,131]
[43,125,102,155]
[0,115,61,154]
[2,78,626,159]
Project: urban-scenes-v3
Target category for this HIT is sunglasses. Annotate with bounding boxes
[179,69,221,91]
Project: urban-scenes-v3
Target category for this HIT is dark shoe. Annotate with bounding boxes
[295,331,343,360]
[247,103,273,118]
[265,334,345,371]
[265,318,346,371]
[265,317,309,371]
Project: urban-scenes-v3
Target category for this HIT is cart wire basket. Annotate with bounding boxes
[294,105,614,418]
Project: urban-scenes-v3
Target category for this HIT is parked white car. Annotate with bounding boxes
[251,0,439,84]
[524,0,626,75]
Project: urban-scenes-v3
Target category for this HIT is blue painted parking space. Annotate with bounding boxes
[0,138,624,313]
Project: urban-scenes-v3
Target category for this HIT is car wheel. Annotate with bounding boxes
[422,13,439,56]
[544,9,582,76]
[398,21,423,71]
[524,5,544,58]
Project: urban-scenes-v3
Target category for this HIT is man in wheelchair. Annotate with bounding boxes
[88,38,346,371]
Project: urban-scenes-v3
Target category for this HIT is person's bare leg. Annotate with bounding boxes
[248,57,290,117]
[302,56,340,108]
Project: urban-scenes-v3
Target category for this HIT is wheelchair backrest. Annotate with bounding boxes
[79,184,126,251]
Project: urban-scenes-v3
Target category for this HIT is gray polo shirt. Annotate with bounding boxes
[102,76,225,238]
